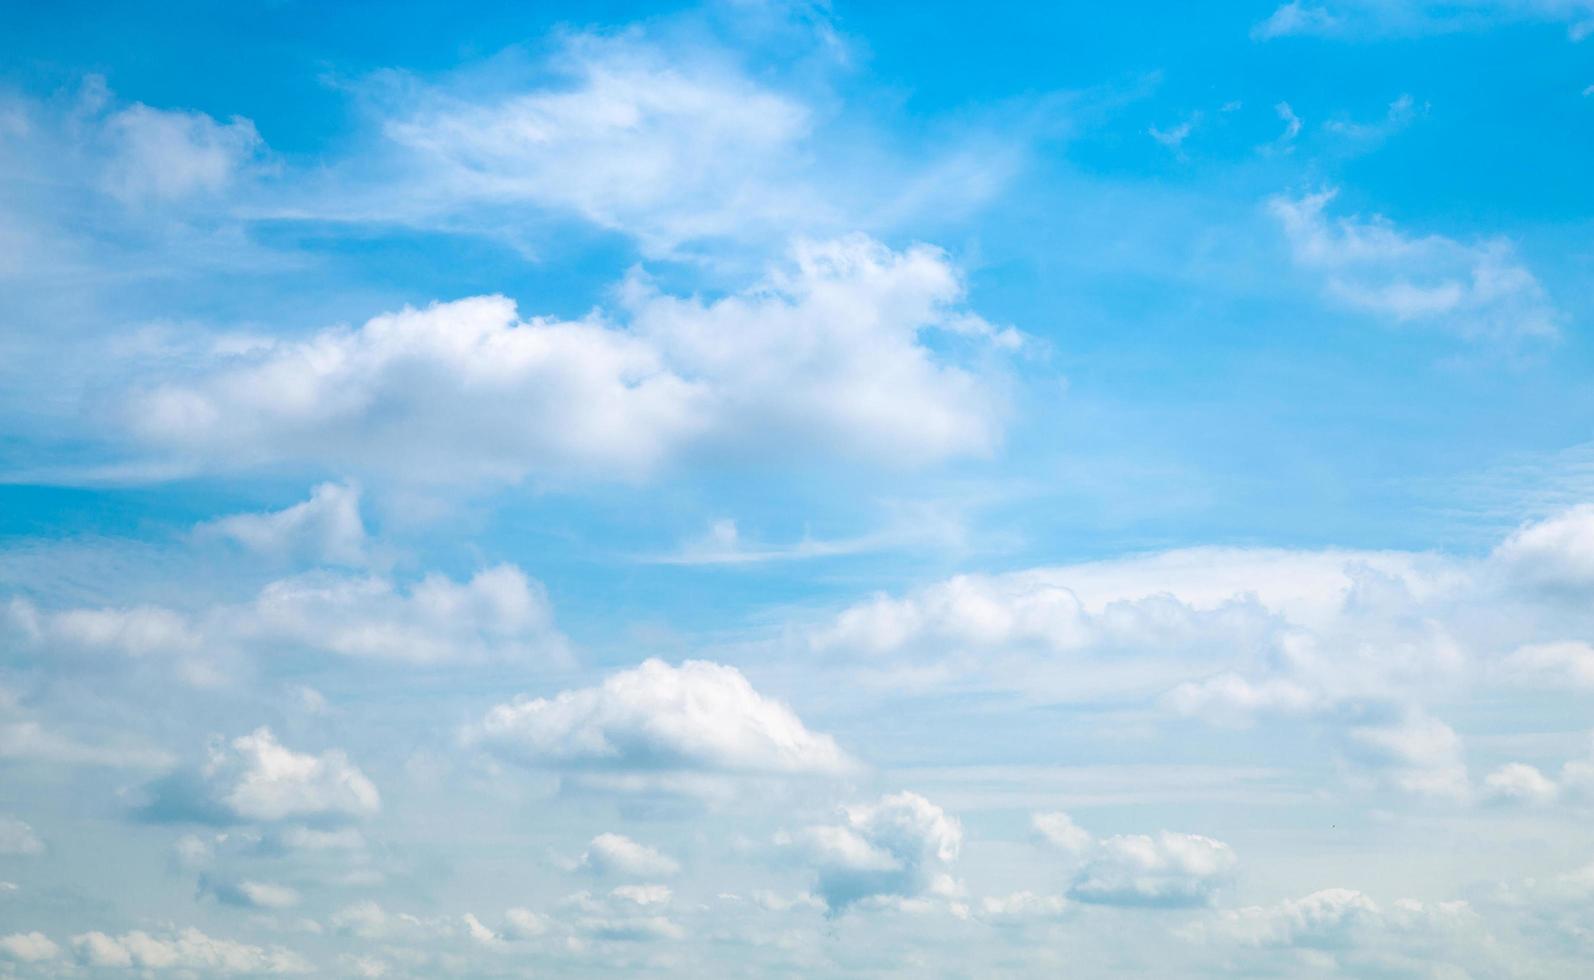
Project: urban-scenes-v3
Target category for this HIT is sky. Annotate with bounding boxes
[2,0,1594,976]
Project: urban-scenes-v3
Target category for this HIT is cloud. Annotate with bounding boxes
[0,816,43,855]
[1201,887,1381,946]
[7,562,567,671]
[1069,832,1237,908]
[784,791,962,912]
[1502,641,1594,688]
[574,833,681,878]
[1269,189,1560,341]
[1252,1,1594,39]
[197,481,368,567]
[0,931,59,963]
[100,101,263,204]
[125,236,1015,484]
[1494,504,1594,593]
[1482,763,1559,805]
[558,886,686,942]
[1031,811,1094,855]
[201,876,303,910]
[378,35,815,256]
[307,28,1014,259]
[468,658,853,784]
[144,727,379,825]
[1341,705,1469,800]
[71,927,311,973]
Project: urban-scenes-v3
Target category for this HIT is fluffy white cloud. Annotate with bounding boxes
[198,481,368,566]
[575,833,681,878]
[71,927,311,973]
[7,562,565,671]
[785,791,962,912]
[1494,504,1594,593]
[101,102,263,203]
[1201,887,1381,947]
[1269,189,1559,341]
[126,236,1014,483]
[469,658,853,780]
[0,816,43,855]
[146,727,378,825]
[0,931,58,962]
[202,876,303,910]
[1069,832,1236,907]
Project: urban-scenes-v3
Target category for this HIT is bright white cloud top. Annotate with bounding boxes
[2,1,1592,977]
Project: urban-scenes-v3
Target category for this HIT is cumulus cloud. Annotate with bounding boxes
[574,833,681,878]
[6,562,566,672]
[1068,831,1237,907]
[558,886,685,942]
[0,816,43,855]
[469,658,853,785]
[1494,504,1594,593]
[0,931,58,962]
[70,927,311,973]
[1482,763,1559,805]
[1269,189,1559,341]
[126,236,1015,484]
[784,791,962,912]
[144,727,379,825]
[198,481,368,567]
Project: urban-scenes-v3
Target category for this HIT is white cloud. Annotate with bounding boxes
[101,102,263,203]
[978,890,1069,923]
[0,816,43,855]
[126,236,1015,484]
[1201,887,1381,947]
[469,658,853,781]
[1342,706,1469,800]
[151,727,379,825]
[203,877,303,910]
[0,716,174,769]
[1069,831,1237,907]
[559,887,685,941]
[1494,504,1594,592]
[1031,811,1094,855]
[785,791,962,912]
[1270,189,1559,341]
[198,481,368,566]
[575,833,681,878]
[1482,763,1559,805]
[502,908,551,940]
[380,35,815,255]
[1252,1,1594,39]
[71,927,311,973]
[0,931,58,962]
[1502,641,1594,688]
[7,563,566,671]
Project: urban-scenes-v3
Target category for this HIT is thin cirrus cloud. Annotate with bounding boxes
[309,31,1017,258]
[125,235,1017,485]
[1269,189,1561,341]
[1253,1,1594,40]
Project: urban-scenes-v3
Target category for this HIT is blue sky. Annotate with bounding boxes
[3,1,1594,976]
